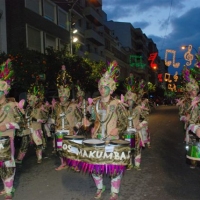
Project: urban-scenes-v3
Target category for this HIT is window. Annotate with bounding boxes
[94,47,97,53]
[43,0,56,23]
[78,19,82,28]
[45,34,57,50]
[59,39,65,50]
[58,8,68,30]
[25,0,42,15]
[87,44,91,52]
[26,25,43,52]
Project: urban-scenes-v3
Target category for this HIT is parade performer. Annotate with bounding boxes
[54,65,82,170]
[25,82,48,164]
[42,101,53,139]
[73,84,85,133]
[15,99,31,164]
[176,67,191,136]
[0,59,20,200]
[88,61,127,200]
[184,75,200,168]
[137,80,151,148]
[74,84,92,138]
[124,88,144,170]
[47,98,57,154]
[176,92,190,131]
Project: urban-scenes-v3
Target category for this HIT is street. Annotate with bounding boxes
[1,105,200,200]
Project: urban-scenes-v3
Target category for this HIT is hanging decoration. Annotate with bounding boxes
[164,71,179,92]
[165,49,180,68]
[173,71,178,82]
[184,45,194,66]
[148,52,158,69]
[168,83,177,92]
[157,74,163,82]
[130,55,146,69]
[164,73,172,82]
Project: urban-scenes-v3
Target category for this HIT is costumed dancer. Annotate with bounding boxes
[15,99,31,164]
[42,101,53,139]
[137,80,151,148]
[54,65,82,171]
[0,59,20,200]
[88,61,127,200]
[183,68,200,168]
[176,92,190,128]
[25,82,48,164]
[123,79,145,170]
[48,98,57,154]
[74,84,92,138]
[176,67,192,142]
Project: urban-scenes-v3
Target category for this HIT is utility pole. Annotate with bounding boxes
[67,0,79,100]
[69,0,79,55]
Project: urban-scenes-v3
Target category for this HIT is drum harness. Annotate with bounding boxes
[94,99,115,140]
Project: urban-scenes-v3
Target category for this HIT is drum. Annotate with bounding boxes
[64,135,85,144]
[0,137,11,162]
[110,139,130,146]
[83,139,105,147]
[62,137,131,175]
[56,130,69,150]
[186,141,200,160]
[123,130,135,149]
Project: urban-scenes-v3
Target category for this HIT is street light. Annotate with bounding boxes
[181,45,198,53]
[68,0,79,55]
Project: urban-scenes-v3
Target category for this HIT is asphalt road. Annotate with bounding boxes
[1,105,200,200]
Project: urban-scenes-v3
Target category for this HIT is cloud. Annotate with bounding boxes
[102,0,186,19]
[147,7,200,53]
[102,1,200,74]
[132,21,150,29]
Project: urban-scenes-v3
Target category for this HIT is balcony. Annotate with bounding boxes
[87,52,105,62]
[135,37,145,45]
[71,5,83,21]
[85,29,104,46]
[84,7,103,26]
[89,0,102,7]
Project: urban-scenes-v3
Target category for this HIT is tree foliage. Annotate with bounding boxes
[0,47,106,99]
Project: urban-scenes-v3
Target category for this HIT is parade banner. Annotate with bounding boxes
[62,139,131,174]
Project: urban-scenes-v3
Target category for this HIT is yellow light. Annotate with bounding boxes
[73,37,78,42]
[181,46,187,50]
[73,29,78,34]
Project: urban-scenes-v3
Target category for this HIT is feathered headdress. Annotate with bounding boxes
[0,58,14,94]
[137,79,146,99]
[98,60,120,92]
[76,85,85,98]
[124,73,136,92]
[56,65,72,97]
[27,82,45,103]
[182,66,191,83]
[195,47,200,69]
[181,66,199,92]
[124,74,137,102]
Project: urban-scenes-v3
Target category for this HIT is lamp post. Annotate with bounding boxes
[69,0,79,55]
[66,0,79,100]
[181,45,198,53]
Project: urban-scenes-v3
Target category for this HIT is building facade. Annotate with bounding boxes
[0,0,166,84]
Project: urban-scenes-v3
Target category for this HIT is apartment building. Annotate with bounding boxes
[0,0,7,53]
[0,0,163,83]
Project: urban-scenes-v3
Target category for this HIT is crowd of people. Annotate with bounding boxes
[0,59,151,200]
